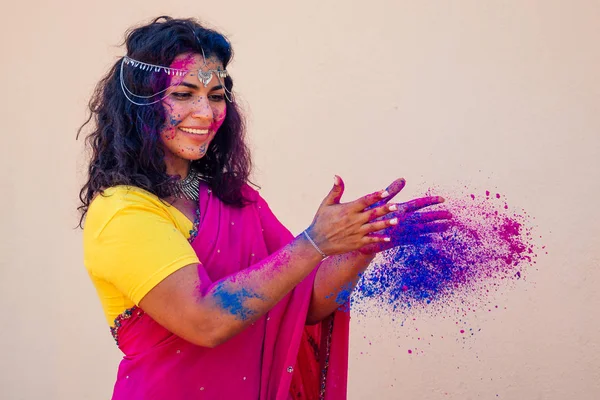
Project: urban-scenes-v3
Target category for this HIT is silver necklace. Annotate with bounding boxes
[172,168,201,202]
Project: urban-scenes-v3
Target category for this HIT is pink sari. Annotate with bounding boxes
[110,183,350,399]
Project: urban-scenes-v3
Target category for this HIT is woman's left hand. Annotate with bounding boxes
[359,194,453,255]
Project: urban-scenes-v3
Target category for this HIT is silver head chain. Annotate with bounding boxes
[119,46,234,106]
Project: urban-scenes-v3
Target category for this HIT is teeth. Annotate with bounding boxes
[180,127,209,135]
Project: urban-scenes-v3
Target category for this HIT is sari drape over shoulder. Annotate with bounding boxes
[110,184,349,399]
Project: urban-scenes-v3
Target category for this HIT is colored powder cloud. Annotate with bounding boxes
[352,188,539,316]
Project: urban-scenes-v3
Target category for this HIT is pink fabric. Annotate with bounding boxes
[110,183,349,400]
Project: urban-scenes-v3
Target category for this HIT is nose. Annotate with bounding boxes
[191,97,213,121]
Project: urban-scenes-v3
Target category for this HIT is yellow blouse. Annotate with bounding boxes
[83,186,199,326]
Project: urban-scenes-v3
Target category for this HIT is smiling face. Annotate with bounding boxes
[160,53,227,176]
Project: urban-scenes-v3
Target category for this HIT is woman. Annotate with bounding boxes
[79,16,450,399]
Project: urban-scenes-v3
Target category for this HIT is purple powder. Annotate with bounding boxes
[353,188,538,315]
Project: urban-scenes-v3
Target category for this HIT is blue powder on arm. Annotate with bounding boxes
[212,282,262,321]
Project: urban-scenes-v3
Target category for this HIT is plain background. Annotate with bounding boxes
[1,1,599,399]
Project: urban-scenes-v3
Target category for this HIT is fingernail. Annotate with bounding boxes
[384,237,391,242]
[334,176,340,186]
[390,217,398,225]
[438,196,445,202]
[389,204,398,211]
[380,190,390,198]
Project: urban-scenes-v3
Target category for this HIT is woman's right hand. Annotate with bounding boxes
[305,176,404,257]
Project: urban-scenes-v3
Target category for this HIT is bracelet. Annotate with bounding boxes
[303,230,328,259]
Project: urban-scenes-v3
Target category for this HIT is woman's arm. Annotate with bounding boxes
[305,250,374,325]
[139,178,396,347]
[139,235,323,347]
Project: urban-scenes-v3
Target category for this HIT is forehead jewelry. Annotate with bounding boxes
[119,48,233,106]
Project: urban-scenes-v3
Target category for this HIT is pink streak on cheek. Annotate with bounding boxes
[211,107,227,132]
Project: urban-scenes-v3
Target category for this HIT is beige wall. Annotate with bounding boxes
[1,1,599,399]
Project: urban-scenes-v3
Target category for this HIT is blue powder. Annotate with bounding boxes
[352,189,537,315]
[213,282,262,320]
[335,282,354,305]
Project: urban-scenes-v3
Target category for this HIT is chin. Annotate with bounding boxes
[193,148,211,160]
[180,152,207,162]
[178,142,211,161]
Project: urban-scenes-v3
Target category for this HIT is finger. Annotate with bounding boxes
[361,234,391,245]
[360,233,436,255]
[363,203,400,222]
[321,175,345,206]
[361,216,400,234]
[385,234,436,247]
[397,196,445,213]
[351,188,391,211]
[404,210,453,224]
[366,178,406,210]
[399,221,453,236]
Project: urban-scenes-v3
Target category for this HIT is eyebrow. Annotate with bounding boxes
[177,82,224,92]
[178,82,199,90]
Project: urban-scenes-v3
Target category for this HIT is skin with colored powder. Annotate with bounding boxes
[160,54,228,176]
[212,282,263,321]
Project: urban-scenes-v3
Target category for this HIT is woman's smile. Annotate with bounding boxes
[179,127,210,135]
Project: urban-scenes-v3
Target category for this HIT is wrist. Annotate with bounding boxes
[302,229,328,260]
[297,231,328,264]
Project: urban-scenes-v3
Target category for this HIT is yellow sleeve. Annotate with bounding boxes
[83,187,200,308]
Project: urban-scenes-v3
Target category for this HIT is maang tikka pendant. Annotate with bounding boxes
[197,70,213,87]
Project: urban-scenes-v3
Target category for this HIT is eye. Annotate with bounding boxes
[208,93,225,102]
[171,92,192,100]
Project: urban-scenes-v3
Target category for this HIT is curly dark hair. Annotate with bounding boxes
[77,16,253,227]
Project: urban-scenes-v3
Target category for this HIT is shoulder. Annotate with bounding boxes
[240,183,260,202]
[89,185,168,215]
[240,183,273,212]
[92,185,163,206]
[85,185,171,236]
[240,184,280,222]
